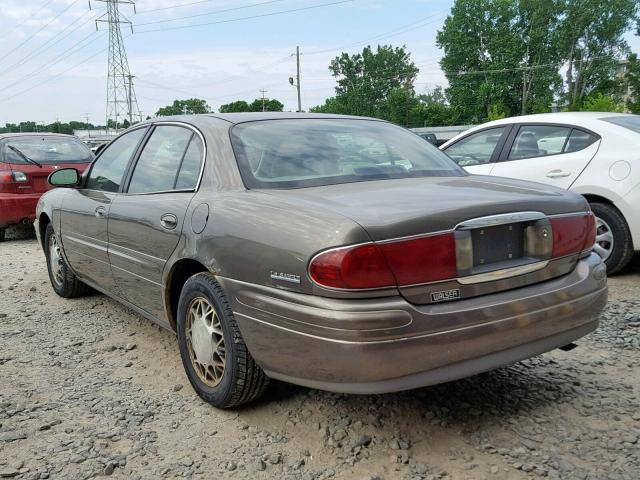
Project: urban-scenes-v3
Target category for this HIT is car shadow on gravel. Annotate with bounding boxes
[2,224,37,241]
[256,354,582,427]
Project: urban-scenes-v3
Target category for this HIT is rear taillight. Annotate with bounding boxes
[309,232,457,290]
[309,243,395,289]
[550,212,595,258]
[0,170,27,183]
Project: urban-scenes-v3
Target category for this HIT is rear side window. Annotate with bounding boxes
[508,125,570,160]
[564,129,599,153]
[126,125,204,194]
[128,126,192,194]
[444,127,506,166]
[86,128,146,192]
[175,136,204,189]
[2,136,93,164]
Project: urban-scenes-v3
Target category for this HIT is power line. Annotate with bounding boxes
[136,0,290,26]
[0,0,83,65]
[0,43,110,104]
[0,11,99,79]
[0,31,104,94]
[302,10,448,56]
[0,0,55,41]
[134,0,356,34]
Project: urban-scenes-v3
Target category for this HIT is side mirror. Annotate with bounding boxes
[48,168,80,187]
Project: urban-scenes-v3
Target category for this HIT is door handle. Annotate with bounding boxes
[94,206,106,218]
[546,169,571,178]
[160,214,178,230]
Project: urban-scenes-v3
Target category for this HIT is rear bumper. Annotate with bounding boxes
[0,193,40,228]
[220,253,607,394]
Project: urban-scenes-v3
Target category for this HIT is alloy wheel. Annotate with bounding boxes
[49,234,65,287]
[593,216,614,262]
[186,297,226,387]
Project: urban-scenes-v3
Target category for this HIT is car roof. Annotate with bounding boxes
[138,112,383,127]
[0,132,77,140]
[472,111,637,128]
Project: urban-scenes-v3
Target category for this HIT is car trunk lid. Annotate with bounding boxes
[265,175,592,304]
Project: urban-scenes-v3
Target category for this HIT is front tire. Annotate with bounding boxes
[45,223,91,297]
[176,273,269,408]
[589,202,634,274]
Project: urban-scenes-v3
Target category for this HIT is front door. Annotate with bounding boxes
[59,127,148,292]
[107,124,205,322]
[491,124,600,189]
[441,126,510,175]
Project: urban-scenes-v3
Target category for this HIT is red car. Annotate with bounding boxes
[0,133,93,241]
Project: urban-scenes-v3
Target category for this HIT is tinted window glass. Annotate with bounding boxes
[509,125,570,160]
[231,119,463,189]
[175,136,204,190]
[3,136,93,165]
[602,115,640,133]
[444,127,505,166]
[128,126,192,194]
[564,129,598,153]
[86,128,146,192]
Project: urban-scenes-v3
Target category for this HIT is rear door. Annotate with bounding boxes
[441,126,511,175]
[59,127,148,292]
[490,124,600,189]
[107,123,205,321]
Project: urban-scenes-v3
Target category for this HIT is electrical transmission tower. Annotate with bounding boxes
[91,0,141,132]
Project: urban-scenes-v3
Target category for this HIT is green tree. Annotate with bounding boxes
[437,0,564,122]
[626,53,640,114]
[219,98,284,113]
[580,92,623,112]
[560,0,639,109]
[249,98,284,112]
[219,100,251,113]
[312,45,419,118]
[156,98,211,116]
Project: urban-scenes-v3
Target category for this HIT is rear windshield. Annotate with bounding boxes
[602,115,640,134]
[230,119,464,189]
[2,136,93,164]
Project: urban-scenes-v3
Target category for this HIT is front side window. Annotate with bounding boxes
[128,126,193,194]
[508,125,571,160]
[85,128,146,192]
[230,119,463,189]
[444,127,506,166]
[3,136,93,165]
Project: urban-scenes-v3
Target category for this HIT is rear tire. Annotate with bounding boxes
[589,202,634,275]
[45,223,91,297]
[177,273,269,408]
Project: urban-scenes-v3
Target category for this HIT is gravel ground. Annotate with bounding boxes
[1,229,639,480]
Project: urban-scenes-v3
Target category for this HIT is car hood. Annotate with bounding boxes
[259,175,588,241]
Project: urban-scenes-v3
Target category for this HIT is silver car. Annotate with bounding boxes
[36,113,607,408]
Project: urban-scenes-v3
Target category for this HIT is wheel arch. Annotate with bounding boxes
[38,212,51,250]
[165,258,209,331]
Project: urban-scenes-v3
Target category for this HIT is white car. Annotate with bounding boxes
[441,112,640,273]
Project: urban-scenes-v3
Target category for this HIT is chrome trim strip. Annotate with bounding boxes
[455,211,545,230]
[456,260,549,285]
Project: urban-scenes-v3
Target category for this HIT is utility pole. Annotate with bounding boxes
[259,89,267,112]
[289,46,302,112]
[91,0,141,133]
[84,113,91,137]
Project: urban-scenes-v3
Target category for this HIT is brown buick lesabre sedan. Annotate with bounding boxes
[35,113,607,408]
